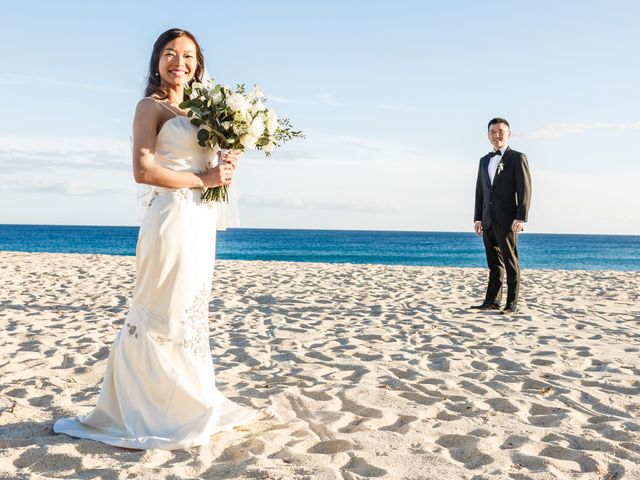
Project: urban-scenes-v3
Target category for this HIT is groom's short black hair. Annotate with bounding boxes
[488,117,510,131]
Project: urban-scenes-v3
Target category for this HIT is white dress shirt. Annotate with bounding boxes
[488,146,507,184]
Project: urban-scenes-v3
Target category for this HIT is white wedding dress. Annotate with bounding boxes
[53,113,258,450]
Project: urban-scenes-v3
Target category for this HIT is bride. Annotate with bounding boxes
[53,28,258,450]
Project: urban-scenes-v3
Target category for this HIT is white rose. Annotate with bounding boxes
[250,100,265,114]
[233,110,250,124]
[247,85,264,101]
[226,93,248,113]
[248,115,265,138]
[265,110,278,135]
[232,122,245,135]
[240,134,258,150]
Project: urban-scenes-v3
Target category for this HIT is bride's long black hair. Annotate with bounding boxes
[144,28,205,99]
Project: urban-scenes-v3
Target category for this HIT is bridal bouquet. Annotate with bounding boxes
[180,81,304,202]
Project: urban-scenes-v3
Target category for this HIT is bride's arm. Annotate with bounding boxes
[131,98,230,189]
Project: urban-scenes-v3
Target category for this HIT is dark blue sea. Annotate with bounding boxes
[0,224,638,271]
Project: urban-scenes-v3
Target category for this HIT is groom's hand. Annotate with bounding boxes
[474,221,483,237]
[512,220,524,233]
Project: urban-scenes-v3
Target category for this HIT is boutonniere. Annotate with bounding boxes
[497,162,505,174]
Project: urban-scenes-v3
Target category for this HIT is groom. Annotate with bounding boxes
[473,118,531,314]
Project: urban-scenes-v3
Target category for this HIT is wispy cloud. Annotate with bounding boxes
[267,95,299,105]
[380,104,414,112]
[0,179,126,196]
[319,93,347,107]
[241,195,395,214]
[265,93,346,106]
[337,136,388,152]
[518,121,640,139]
[0,73,133,94]
[0,136,130,171]
[298,132,441,166]
[267,93,410,110]
[247,150,320,162]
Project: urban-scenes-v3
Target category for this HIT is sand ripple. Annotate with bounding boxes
[1,251,639,479]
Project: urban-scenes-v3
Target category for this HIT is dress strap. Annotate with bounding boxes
[156,100,181,117]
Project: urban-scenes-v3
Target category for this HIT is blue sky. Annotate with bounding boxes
[1,0,639,234]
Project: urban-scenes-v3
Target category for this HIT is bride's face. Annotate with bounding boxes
[158,36,198,88]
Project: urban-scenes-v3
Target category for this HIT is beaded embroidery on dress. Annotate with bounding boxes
[53,110,258,450]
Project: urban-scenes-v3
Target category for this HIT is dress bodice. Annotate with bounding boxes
[155,116,214,173]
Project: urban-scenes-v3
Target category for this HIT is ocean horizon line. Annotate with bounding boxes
[1,224,639,271]
[1,223,638,238]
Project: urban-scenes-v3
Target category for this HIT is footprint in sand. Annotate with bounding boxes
[379,414,418,433]
[399,391,439,406]
[338,392,383,419]
[27,394,54,408]
[14,445,82,475]
[574,346,592,357]
[510,451,551,472]
[499,434,529,450]
[307,439,352,454]
[470,360,490,371]
[531,358,555,366]
[216,438,265,462]
[305,351,333,362]
[341,453,387,477]
[300,388,333,402]
[338,416,371,434]
[389,367,421,381]
[459,379,489,395]
[537,444,599,473]
[527,403,569,427]
[435,434,493,469]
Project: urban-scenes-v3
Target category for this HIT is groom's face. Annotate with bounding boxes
[488,123,511,150]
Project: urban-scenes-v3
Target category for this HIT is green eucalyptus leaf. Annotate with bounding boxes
[210,128,227,145]
[197,129,209,144]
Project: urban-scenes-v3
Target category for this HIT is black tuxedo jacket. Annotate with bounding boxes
[474,147,531,231]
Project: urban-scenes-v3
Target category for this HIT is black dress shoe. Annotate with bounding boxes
[501,303,519,314]
[471,302,501,310]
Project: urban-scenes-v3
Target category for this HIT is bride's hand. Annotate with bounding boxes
[222,149,242,170]
[198,163,233,188]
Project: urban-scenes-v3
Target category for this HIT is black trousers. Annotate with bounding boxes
[482,226,520,305]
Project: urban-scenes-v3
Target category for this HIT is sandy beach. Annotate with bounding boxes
[0,250,639,479]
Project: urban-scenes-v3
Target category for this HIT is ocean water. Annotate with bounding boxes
[0,224,638,271]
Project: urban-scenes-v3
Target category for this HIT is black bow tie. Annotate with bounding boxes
[489,150,502,158]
